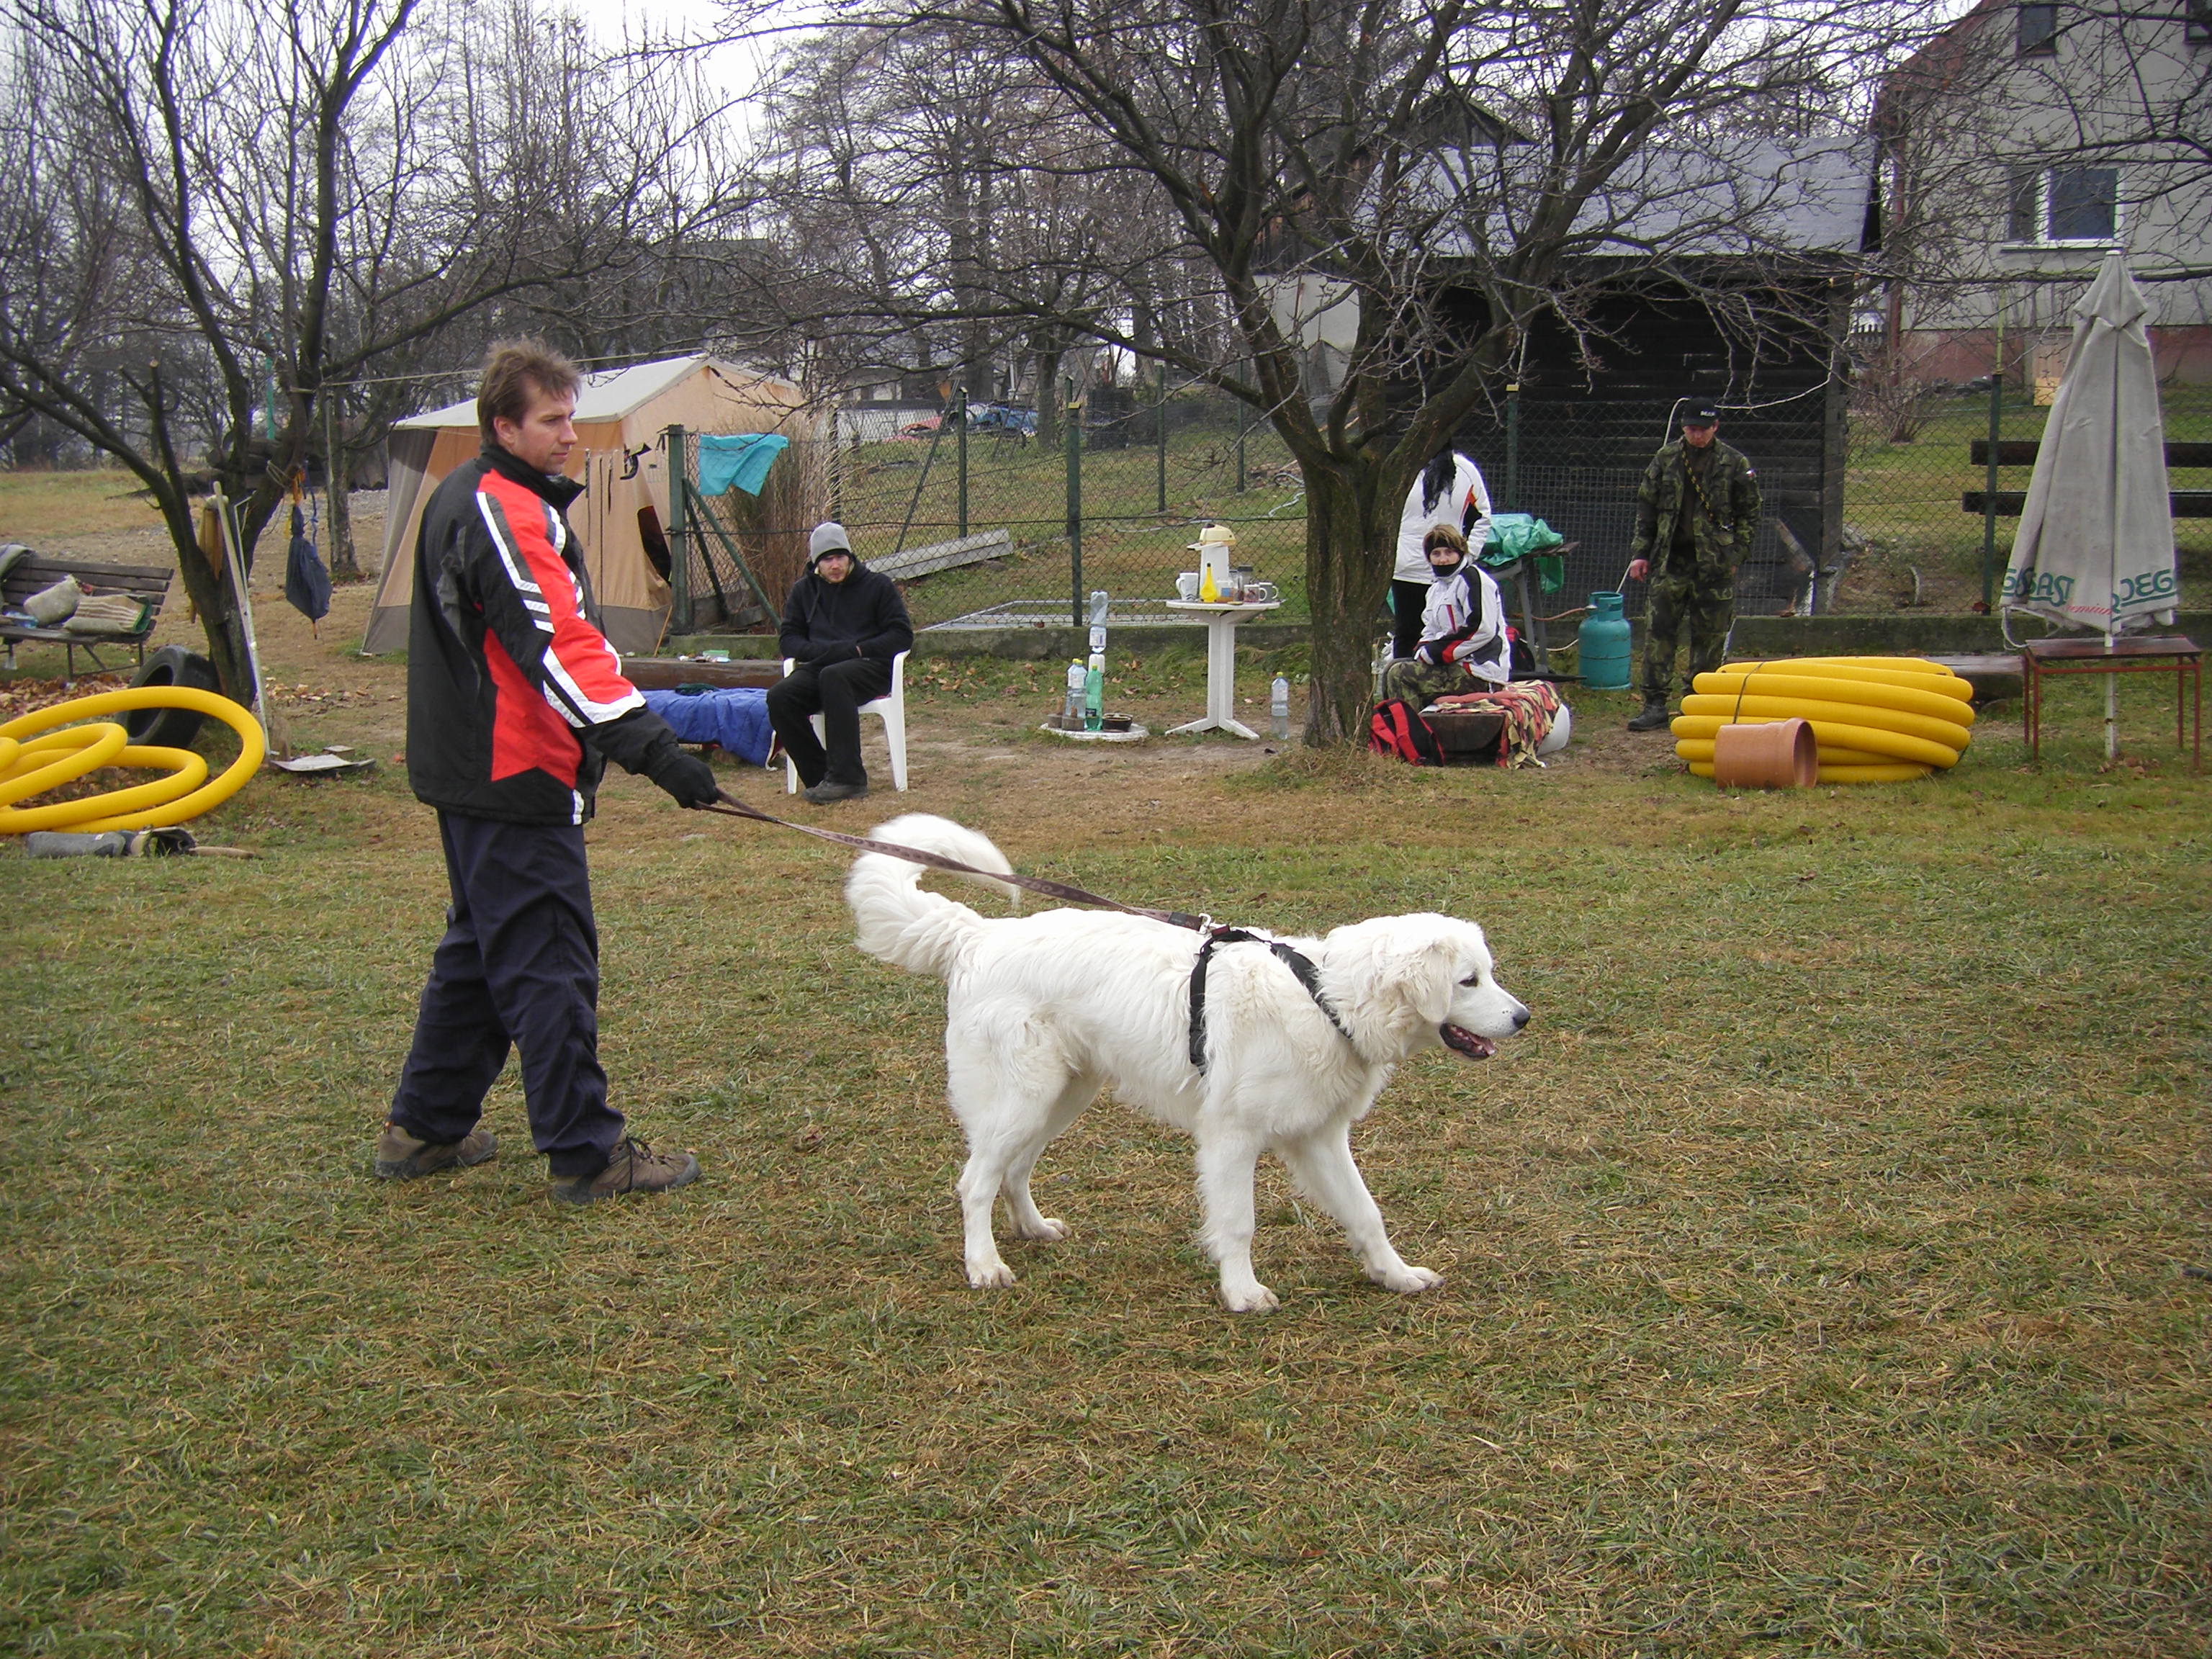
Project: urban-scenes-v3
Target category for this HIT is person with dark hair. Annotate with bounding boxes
[375,338,718,1205]
[1624,400,1761,732]
[768,521,914,804]
[1379,524,1510,707]
[1389,446,1493,660]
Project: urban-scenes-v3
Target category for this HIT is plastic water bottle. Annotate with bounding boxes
[1270,675,1290,740]
[1064,660,1084,725]
[1083,654,1104,731]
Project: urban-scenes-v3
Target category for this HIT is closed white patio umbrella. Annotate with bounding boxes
[2002,251,2180,756]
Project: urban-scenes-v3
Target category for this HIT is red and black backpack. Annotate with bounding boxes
[1367,699,1444,765]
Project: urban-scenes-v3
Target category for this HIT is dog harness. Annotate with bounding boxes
[1187,926,1354,1074]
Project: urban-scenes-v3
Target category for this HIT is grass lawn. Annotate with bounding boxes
[1,473,2208,1656]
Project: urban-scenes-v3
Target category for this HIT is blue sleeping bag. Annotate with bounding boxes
[640,688,773,767]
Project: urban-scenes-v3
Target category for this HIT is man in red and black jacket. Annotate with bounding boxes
[374,341,717,1205]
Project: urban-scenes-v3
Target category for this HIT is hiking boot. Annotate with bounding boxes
[803,778,868,804]
[374,1120,498,1180]
[1625,698,1673,732]
[551,1138,701,1206]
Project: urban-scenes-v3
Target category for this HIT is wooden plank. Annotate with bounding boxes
[870,529,1013,583]
[1964,489,2212,516]
[1972,439,2212,468]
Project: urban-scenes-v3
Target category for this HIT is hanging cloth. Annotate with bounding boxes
[284,495,331,632]
[695,433,790,496]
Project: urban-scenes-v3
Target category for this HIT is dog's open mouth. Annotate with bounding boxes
[1439,1023,1496,1059]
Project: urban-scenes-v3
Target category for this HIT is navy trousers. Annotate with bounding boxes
[766,657,893,787]
[389,812,626,1177]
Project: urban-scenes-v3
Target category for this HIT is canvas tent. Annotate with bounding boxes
[363,354,812,655]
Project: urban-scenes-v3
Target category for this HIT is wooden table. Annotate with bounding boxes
[1165,599,1282,739]
[2021,634,2200,768]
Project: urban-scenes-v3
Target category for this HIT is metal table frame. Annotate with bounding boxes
[2021,634,2200,768]
[1164,599,1282,739]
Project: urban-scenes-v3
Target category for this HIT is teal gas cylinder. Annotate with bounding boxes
[1578,591,1632,690]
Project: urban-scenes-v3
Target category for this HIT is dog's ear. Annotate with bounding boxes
[1404,935,1463,1025]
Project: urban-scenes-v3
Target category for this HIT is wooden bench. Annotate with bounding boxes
[1,551,176,678]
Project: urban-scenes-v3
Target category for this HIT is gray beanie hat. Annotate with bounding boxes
[809,521,853,562]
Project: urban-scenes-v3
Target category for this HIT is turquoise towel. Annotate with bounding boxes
[696,433,790,496]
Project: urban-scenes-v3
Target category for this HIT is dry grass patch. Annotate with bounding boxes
[2,474,2209,1657]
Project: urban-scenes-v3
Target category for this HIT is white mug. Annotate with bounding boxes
[1244,581,1278,603]
[1175,571,1200,601]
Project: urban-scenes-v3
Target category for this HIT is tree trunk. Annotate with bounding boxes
[1033,346,1064,449]
[325,399,361,581]
[159,495,257,703]
[1300,463,1392,746]
[326,462,360,582]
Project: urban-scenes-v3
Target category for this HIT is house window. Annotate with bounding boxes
[2005,166,2119,243]
[2047,168,2117,240]
[2007,167,2042,242]
[2016,1,2058,55]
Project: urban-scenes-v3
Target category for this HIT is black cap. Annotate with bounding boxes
[1681,400,1720,426]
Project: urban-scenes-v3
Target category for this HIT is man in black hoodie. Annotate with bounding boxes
[769,522,914,803]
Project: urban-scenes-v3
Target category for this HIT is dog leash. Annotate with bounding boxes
[696,791,1210,929]
[698,791,1354,1071]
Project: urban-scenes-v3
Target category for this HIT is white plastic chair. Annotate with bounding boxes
[783,649,909,793]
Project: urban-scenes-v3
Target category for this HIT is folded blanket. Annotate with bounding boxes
[1429,680,1562,768]
[641,686,773,766]
[63,593,153,636]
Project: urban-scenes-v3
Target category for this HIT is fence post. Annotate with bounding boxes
[1065,376,1083,628]
[1982,328,2002,612]
[665,423,690,635]
[1503,382,1520,513]
[956,381,968,539]
[1156,361,1169,513]
[1235,399,1247,493]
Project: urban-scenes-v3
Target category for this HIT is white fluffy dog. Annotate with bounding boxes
[845,814,1529,1312]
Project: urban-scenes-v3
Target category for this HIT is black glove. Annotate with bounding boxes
[644,740,719,809]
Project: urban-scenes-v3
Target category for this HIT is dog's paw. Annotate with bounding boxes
[966,1260,1017,1290]
[1375,1264,1443,1295]
[1012,1215,1070,1243]
[1220,1282,1280,1314]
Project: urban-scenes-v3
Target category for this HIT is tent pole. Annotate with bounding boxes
[666,424,690,636]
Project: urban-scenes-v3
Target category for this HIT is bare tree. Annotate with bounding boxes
[742,0,1917,742]
[0,0,752,698]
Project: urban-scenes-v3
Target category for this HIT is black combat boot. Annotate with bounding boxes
[1625,698,1672,732]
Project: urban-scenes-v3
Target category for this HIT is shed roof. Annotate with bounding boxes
[397,354,746,430]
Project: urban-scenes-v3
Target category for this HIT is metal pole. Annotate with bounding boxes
[1982,325,2002,612]
[1504,382,1520,514]
[956,380,969,539]
[1156,361,1169,513]
[1235,399,1247,493]
[666,423,690,635]
[1065,376,1083,629]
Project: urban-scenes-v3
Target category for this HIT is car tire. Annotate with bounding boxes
[125,644,221,748]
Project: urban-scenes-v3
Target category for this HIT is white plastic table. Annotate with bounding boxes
[1164,598,1282,738]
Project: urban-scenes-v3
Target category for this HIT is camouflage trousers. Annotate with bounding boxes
[1380,657,1476,709]
[1642,566,1733,703]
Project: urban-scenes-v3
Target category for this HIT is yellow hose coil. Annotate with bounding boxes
[1671,711,1961,768]
[0,687,265,833]
[1676,738,1902,768]
[1721,660,1974,701]
[1678,693,1969,755]
[1688,760,1934,784]
[1693,670,1976,730]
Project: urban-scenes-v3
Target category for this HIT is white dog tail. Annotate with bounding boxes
[845,813,1020,979]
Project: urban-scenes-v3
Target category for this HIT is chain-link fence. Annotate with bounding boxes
[1836,378,2209,616]
[660,377,2209,642]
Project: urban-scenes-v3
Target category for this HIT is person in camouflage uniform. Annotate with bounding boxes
[1623,400,1761,731]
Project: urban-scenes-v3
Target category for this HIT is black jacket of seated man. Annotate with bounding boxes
[769,521,914,796]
